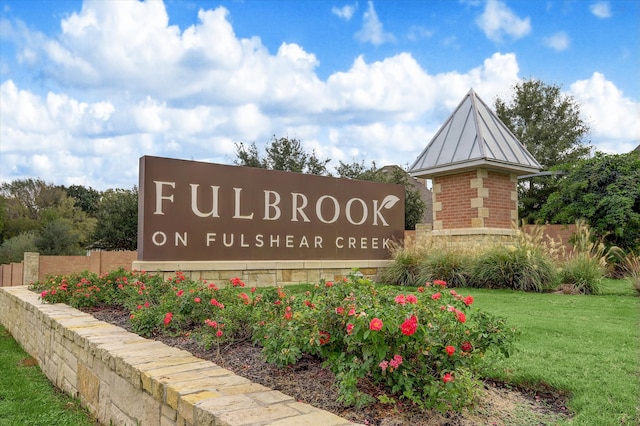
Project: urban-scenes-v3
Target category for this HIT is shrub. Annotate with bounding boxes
[560,221,618,294]
[0,231,37,264]
[257,273,519,411]
[621,251,640,295]
[379,246,423,286]
[418,249,472,288]
[560,253,603,295]
[31,270,519,413]
[469,245,558,292]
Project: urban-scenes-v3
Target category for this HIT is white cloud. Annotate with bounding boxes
[355,1,395,46]
[1,1,636,190]
[544,32,570,51]
[570,72,640,153]
[590,1,612,18]
[476,0,531,42]
[331,4,357,21]
[407,25,434,41]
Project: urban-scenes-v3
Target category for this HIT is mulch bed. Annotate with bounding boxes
[85,306,571,426]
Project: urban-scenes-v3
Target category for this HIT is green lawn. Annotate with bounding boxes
[0,325,96,426]
[466,279,639,425]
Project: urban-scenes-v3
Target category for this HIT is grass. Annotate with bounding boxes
[465,278,639,425]
[236,279,640,424]
[13,275,639,425]
[0,325,96,426]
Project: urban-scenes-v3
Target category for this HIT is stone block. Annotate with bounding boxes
[178,390,221,424]
[162,403,178,422]
[470,197,484,208]
[78,361,100,407]
[250,390,294,404]
[269,410,358,425]
[471,218,485,228]
[470,177,484,189]
[215,404,301,425]
[196,394,260,415]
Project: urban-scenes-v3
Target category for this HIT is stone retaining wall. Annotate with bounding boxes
[0,286,359,426]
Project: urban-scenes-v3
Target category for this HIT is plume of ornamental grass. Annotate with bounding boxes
[560,220,621,295]
[621,251,640,295]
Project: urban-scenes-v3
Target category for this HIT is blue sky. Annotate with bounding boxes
[1,0,638,190]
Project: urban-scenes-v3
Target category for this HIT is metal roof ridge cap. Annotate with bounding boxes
[469,89,487,159]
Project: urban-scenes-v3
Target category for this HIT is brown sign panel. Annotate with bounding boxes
[138,156,405,261]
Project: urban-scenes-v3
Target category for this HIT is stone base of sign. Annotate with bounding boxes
[0,286,360,426]
[132,260,391,287]
[414,225,517,250]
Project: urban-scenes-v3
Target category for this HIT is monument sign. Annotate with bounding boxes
[138,156,405,261]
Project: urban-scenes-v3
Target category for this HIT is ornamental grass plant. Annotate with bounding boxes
[468,245,558,292]
[621,251,640,294]
[378,244,424,286]
[417,248,472,288]
[559,221,620,294]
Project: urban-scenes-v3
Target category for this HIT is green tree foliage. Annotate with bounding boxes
[539,152,640,252]
[335,161,426,230]
[235,135,331,175]
[92,188,138,251]
[63,185,101,215]
[0,232,37,264]
[0,179,64,241]
[234,137,427,230]
[35,220,82,255]
[495,79,592,223]
[0,179,96,255]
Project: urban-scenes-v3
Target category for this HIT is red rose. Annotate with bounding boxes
[443,373,454,383]
[369,318,383,331]
[445,345,456,356]
[463,295,474,306]
[461,341,473,352]
[163,312,173,326]
[400,315,418,336]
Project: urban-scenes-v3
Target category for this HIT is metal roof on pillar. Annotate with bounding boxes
[409,89,541,178]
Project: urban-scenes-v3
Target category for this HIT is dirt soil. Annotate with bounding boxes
[86,306,571,426]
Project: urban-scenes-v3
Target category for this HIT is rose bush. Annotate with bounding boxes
[253,272,519,410]
[31,269,518,412]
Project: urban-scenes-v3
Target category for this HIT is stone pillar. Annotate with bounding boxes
[23,252,40,286]
[432,168,517,232]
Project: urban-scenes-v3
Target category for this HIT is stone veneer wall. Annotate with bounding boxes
[132,260,390,288]
[0,286,359,426]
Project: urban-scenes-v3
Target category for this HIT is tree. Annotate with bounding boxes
[91,188,138,251]
[0,179,96,254]
[335,160,426,230]
[0,179,64,242]
[63,185,102,215]
[539,152,640,252]
[35,220,82,255]
[494,79,592,223]
[235,135,331,175]
[234,138,427,230]
[0,232,37,264]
